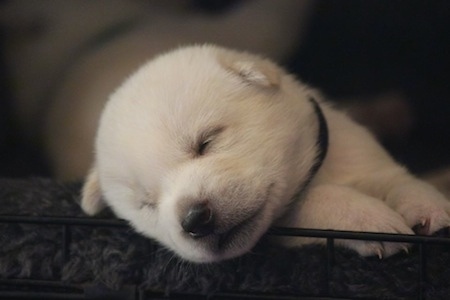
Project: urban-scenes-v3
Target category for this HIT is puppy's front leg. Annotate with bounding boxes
[277,184,413,258]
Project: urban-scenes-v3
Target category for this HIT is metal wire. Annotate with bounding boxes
[0,215,448,300]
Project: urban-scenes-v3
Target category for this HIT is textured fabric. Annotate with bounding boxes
[0,178,449,299]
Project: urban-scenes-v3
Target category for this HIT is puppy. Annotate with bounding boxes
[81,45,450,263]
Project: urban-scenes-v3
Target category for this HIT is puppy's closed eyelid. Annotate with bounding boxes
[140,202,156,209]
[194,126,225,156]
[197,139,211,156]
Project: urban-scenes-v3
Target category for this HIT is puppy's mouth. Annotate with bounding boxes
[186,185,274,261]
[214,204,265,253]
[173,182,276,263]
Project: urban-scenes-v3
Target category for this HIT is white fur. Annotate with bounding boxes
[82,45,450,263]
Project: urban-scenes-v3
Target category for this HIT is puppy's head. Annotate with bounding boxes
[81,45,322,262]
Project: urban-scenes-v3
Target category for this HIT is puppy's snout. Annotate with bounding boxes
[181,202,215,238]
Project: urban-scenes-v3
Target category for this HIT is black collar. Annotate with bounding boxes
[288,97,329,205]
[307,97,329,182]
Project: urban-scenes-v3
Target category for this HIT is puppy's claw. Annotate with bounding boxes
[376,248,383,259]
[401,245,409,254]
[414,218,431,235]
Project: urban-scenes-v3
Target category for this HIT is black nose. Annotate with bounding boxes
[181,202,215,238]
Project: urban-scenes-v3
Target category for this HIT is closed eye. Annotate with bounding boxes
[195,126,224,157]
[198,139,212,156]
[140,202,156,210]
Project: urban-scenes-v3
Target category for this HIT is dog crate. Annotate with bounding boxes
[0,179,449,300]
[1,215,449,300]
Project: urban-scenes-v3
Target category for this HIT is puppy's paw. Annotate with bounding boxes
[278,184,414,258]
[333,204,413,258]
[341,240,409,259]
[386,181,450,235]
[332,207,412,258]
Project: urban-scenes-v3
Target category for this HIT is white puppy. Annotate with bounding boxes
[81,45,450,263]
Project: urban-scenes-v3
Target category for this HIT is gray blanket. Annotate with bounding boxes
[0,178,449,299]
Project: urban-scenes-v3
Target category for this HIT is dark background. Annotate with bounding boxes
[0,0,449,178]
[289,0,450,173]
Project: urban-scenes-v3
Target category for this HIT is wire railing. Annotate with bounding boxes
[1,215,449,300]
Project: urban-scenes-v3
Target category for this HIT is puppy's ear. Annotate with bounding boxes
[222,57,281,88]
[81,166,106,215]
